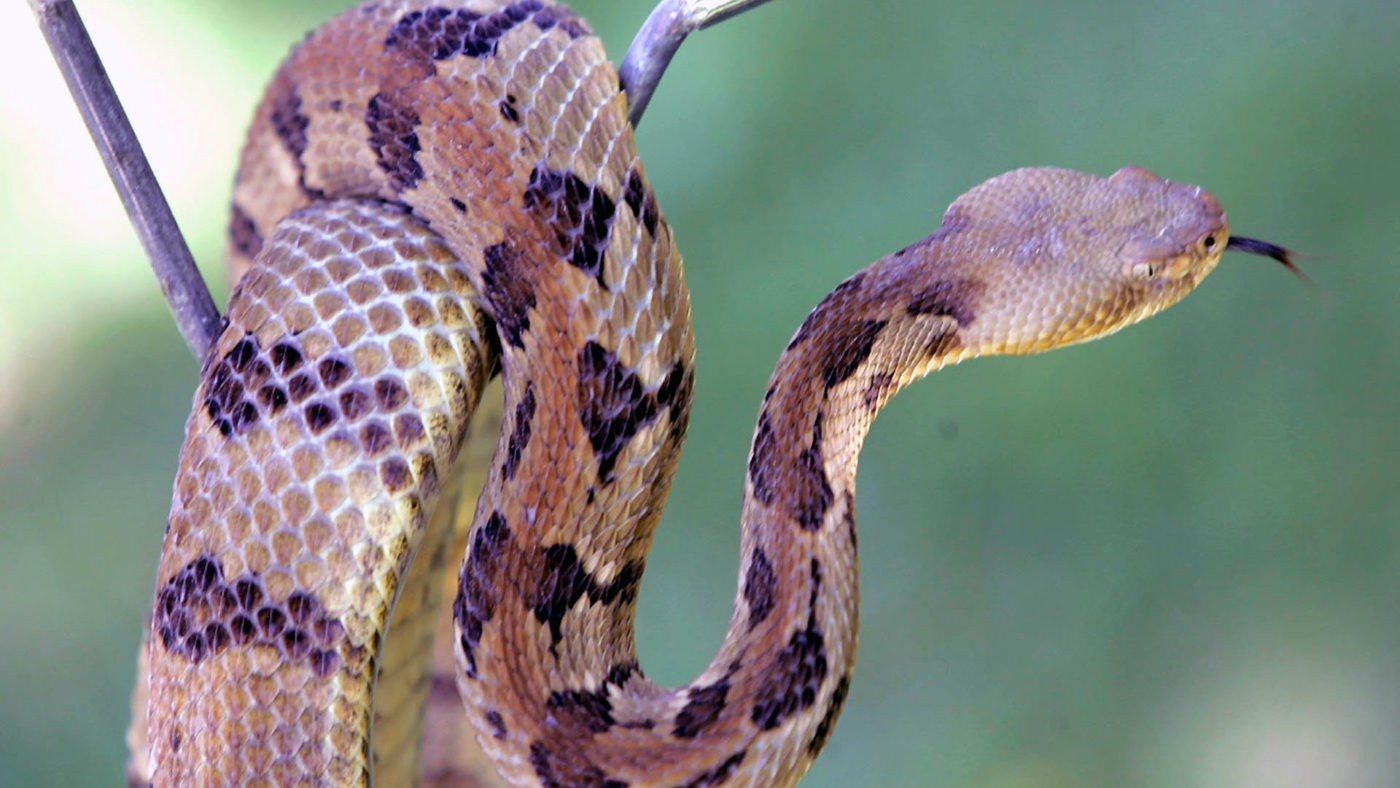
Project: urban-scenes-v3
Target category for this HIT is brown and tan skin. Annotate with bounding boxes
[130,1,1297,786]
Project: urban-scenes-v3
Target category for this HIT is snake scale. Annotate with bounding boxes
[128,1,1296,785]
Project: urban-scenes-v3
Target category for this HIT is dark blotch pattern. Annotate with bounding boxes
[287,373,317,404]
[256,385,288,413]
[656,361,693,444]
[319,357,352,388]
[481,241,536,349]
[455,511,512,677]
[154,555,345,676]
[527,2,590,37]
[305,401,336,434]
[807,673,851,755]
[863,371,894,411]
[747,415,777,509]
[751,561,829,729]
[622,167,660,237]
[528,742,627,788]
[229,204,262,260]
[485,709,508,739]
[205,333,279,438]
[379,456,412,493]
[548,687,615,734]
[905,277,980,325]
[748,412,834,531]
[743,548,776,628]
[843,490,857,553]
[394,412,426,446]
[366,92,424,192]
[268,80,309,164]
[385,2,585,63]
[577,341,681,482]
[540,663,649,739]
[500,94,521,123]
[672,679,728,738]
[374,376,409,411]
[924,323,963,359]
[531,542,641,649]
[750,622,828,730]
[793,421,833,531]
[502,381,537,480]
[524,167,616,286]
[271,343,302,374]
[820,319,887,389]
[672,750,747,788]
[606,660,639,687]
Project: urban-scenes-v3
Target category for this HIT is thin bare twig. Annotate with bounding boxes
[28,0,221,360]
[620,0,778,127]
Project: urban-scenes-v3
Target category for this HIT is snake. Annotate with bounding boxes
[126,1,1299,786]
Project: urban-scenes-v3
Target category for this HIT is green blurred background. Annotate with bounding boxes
[2,0,1397,785]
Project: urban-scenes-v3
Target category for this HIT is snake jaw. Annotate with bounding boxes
[1119,234,1226,288]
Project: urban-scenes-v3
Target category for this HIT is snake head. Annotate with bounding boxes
[1108,166,1305,291]
[902,166,1298,357]
[925,166,1236,351]
[1110,165,1228,290]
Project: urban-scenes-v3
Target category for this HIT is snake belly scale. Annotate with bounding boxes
[133,1,1259,786]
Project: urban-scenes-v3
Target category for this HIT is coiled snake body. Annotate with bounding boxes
[131,1,1288,785]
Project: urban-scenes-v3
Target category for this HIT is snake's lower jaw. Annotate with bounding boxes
[1172,247,1224,280]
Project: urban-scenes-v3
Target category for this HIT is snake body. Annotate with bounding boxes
[133,1,1262,786]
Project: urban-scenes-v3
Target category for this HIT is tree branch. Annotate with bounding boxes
[620,0,778,127]
[29,0,222,360]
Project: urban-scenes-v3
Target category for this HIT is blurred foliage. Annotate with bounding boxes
[2,0,1398,785]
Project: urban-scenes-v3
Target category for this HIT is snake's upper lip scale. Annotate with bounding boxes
[1226,235,1311,284]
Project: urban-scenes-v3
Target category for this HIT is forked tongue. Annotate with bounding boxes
[1226,236,1311,285]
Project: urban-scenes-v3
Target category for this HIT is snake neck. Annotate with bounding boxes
[723,234,987,757]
